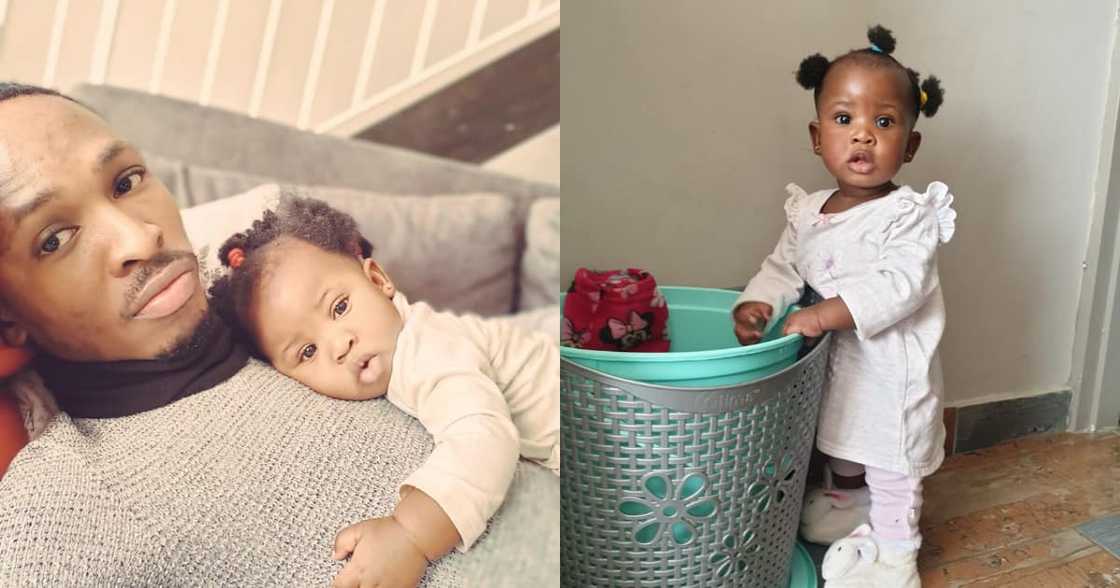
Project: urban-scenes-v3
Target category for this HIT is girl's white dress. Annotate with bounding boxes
[738,182,956,477]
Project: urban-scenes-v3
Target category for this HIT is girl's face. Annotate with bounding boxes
[809,60,922,196]
[249,237,403,400]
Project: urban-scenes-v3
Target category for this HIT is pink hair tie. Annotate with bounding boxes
[227,248,246,269]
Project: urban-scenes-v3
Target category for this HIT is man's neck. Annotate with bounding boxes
[33,312,249,418]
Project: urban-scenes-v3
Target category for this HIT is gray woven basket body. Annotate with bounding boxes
[560,336,830,587]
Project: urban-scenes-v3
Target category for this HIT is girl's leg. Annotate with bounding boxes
[820,466,922,587]
[829,456,867,489]
[864,465,923,550]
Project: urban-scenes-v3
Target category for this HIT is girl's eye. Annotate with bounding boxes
[299,344,317,362]
[113,171,144,197]
[333,297,349,318]
[39,227,77,255]
[875,116,893,128]
[834,114,851,125]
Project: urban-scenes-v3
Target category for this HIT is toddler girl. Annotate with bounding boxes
[208,196,559,588]
[734,26,951,587]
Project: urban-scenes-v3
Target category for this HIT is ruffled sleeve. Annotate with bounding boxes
[925,181,957,244]
[838,183,955,340]
[736,184,808,324]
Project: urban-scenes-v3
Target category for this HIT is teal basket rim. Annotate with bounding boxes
[560,332,831,395]
[788,542,818,588]
[560,286,804,362]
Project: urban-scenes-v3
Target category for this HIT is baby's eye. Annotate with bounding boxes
[299,344,317,362]
[834,114,851,125]
[39,227,78,255]
[113,171,144,197]
[875,116,893,128]
[333,297,349,318]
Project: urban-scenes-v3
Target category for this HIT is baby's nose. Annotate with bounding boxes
[335,336,354,363]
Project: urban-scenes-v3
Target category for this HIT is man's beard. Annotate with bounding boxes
[156,305,219,361]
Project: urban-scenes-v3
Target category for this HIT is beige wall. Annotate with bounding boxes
[485,124,559,185]
[0,0,559,135]
[561,0,1119,406]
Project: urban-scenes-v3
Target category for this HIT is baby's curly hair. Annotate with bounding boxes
[796,25,944,120]
[207,194,373,356]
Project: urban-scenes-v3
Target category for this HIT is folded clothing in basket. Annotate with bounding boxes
[562,268,669,352]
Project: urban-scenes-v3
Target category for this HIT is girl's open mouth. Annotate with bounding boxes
[847,151,874,174]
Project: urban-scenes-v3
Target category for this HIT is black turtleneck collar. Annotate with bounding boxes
[33,313,250,419]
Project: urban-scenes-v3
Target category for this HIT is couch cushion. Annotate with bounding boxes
[518,198,560,310]
[181,184,518,316]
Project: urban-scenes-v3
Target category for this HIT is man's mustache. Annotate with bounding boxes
[121,250,198,318]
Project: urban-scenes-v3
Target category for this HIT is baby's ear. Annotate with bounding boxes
[361,258,396,297]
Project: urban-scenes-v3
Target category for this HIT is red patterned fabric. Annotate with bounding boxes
[562,268,669,352]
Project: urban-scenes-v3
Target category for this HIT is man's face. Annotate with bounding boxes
[0,95,207,361]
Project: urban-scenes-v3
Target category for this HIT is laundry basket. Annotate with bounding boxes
[560,334,830,587]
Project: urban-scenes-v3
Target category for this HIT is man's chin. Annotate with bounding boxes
[154,302,214,361]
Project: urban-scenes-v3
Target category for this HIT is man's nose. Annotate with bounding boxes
[106,207,163,277]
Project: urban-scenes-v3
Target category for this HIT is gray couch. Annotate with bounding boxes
[67,84,560,586]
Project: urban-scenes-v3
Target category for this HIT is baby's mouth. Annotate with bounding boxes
[847,151,874,173]
[356,354,381,385]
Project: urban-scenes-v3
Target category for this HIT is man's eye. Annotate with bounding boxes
[39,227,77,255]
[333,297,349,318]
[834,114,851,125]
[876,116,893,128]
[113,171,144,197]
[299,344,317,362]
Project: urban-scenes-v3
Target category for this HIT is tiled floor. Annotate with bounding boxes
[917,432,1120,586]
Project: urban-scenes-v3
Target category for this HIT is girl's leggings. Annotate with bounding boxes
[829,456,923,549]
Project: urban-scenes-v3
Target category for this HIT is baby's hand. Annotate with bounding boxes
[331,516,428,588]
[734,302,773,345]
[783,307,825,338]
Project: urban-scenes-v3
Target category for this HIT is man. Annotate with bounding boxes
[0,84,546,586]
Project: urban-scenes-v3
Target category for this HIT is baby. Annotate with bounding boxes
[734,26,951,588]
[207,196,559,587]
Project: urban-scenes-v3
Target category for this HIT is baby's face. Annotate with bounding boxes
[250,237,403,400]
[811,60,920,192]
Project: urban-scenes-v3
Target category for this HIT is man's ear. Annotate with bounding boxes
[361,259,396,298]
[0,305,28,347]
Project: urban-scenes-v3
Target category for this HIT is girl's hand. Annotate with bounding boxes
[331,516,428,588]
[783,307,825,338]
[733,302,773,345]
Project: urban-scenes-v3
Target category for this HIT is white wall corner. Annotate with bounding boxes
[1069,9,1120,432]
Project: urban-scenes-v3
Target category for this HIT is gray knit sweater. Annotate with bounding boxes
[0,360,518,586]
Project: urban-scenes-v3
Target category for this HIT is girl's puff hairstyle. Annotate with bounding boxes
[207,195,374,357]
[795,25,944,119]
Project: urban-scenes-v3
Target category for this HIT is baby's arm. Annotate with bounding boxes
[783,297,855,338]
[398,371,521,548]
[330,369,519,588]
[330,488,460,588]
[735,187,808,342]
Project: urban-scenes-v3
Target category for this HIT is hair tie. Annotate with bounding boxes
[227,248,246,269]
[920,89,928,108]
[869,43,884,54]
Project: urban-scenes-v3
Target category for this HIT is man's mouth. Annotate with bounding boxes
[847,151,874,173]
[129,257,200,320]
